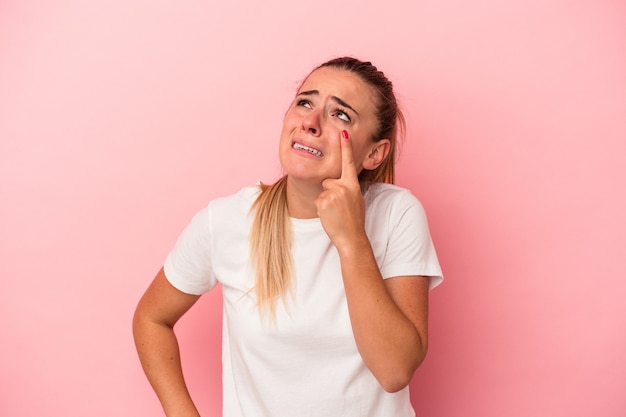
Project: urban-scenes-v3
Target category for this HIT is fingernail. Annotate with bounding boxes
[341,130,349,140]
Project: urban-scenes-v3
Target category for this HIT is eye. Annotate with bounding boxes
[297,99,312,108]
[334,108,351,123]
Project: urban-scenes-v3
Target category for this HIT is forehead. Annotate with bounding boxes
[299,67,377,111]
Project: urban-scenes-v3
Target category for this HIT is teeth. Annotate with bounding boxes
[293,143,323,157]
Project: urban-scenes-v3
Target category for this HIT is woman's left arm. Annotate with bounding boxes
[316,132,430,392]
[337,240,429,393]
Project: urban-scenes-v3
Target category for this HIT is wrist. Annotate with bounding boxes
[335,233,371,258]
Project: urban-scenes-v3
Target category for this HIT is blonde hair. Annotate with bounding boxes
[249,57,403,318]
[249,176,292,319]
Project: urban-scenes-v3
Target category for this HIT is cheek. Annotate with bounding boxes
[350,142,373,171]
[281,113,300,135]
[280,113,297,137]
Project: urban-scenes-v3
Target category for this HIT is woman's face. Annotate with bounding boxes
[279,67,383,184]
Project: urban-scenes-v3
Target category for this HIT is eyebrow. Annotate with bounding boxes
[298,90,360,116]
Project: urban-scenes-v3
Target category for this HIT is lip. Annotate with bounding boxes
[291,138,324,158]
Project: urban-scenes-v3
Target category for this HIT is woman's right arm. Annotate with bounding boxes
[133,267,202,417]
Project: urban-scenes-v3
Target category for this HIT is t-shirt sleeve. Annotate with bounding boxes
[379,191,443,290]
[163,206,218,295]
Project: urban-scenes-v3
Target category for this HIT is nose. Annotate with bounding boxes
[301,109,321,136]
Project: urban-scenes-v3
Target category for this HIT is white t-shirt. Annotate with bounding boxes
[164,183,443,417]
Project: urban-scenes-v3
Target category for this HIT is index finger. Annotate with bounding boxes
[340,129,358,182]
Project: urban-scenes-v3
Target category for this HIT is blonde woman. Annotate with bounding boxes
[133,57,443,417]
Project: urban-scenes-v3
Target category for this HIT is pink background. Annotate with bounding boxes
[1,0,625,416]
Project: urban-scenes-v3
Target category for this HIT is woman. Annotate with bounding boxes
[133,57,443,417]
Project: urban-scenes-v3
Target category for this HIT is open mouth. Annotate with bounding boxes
[293,142,324,157]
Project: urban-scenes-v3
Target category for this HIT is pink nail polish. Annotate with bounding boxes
[341,130,349,140]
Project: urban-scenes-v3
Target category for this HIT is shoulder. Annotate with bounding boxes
[184,184,262,232]
[363,183,431,236]
[363,182,424,214]
[208,184,262,212]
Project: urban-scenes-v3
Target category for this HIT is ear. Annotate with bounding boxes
[362,139,391,170]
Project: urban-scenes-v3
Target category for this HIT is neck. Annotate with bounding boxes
[285,176,324,219]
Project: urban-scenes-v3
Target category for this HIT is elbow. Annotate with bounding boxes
[375,364,417,392]
[376,350,428,393]
[380,376,411,393]
[132,308,147,345]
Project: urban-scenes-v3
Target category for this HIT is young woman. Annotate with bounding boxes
[133,57,443,417]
